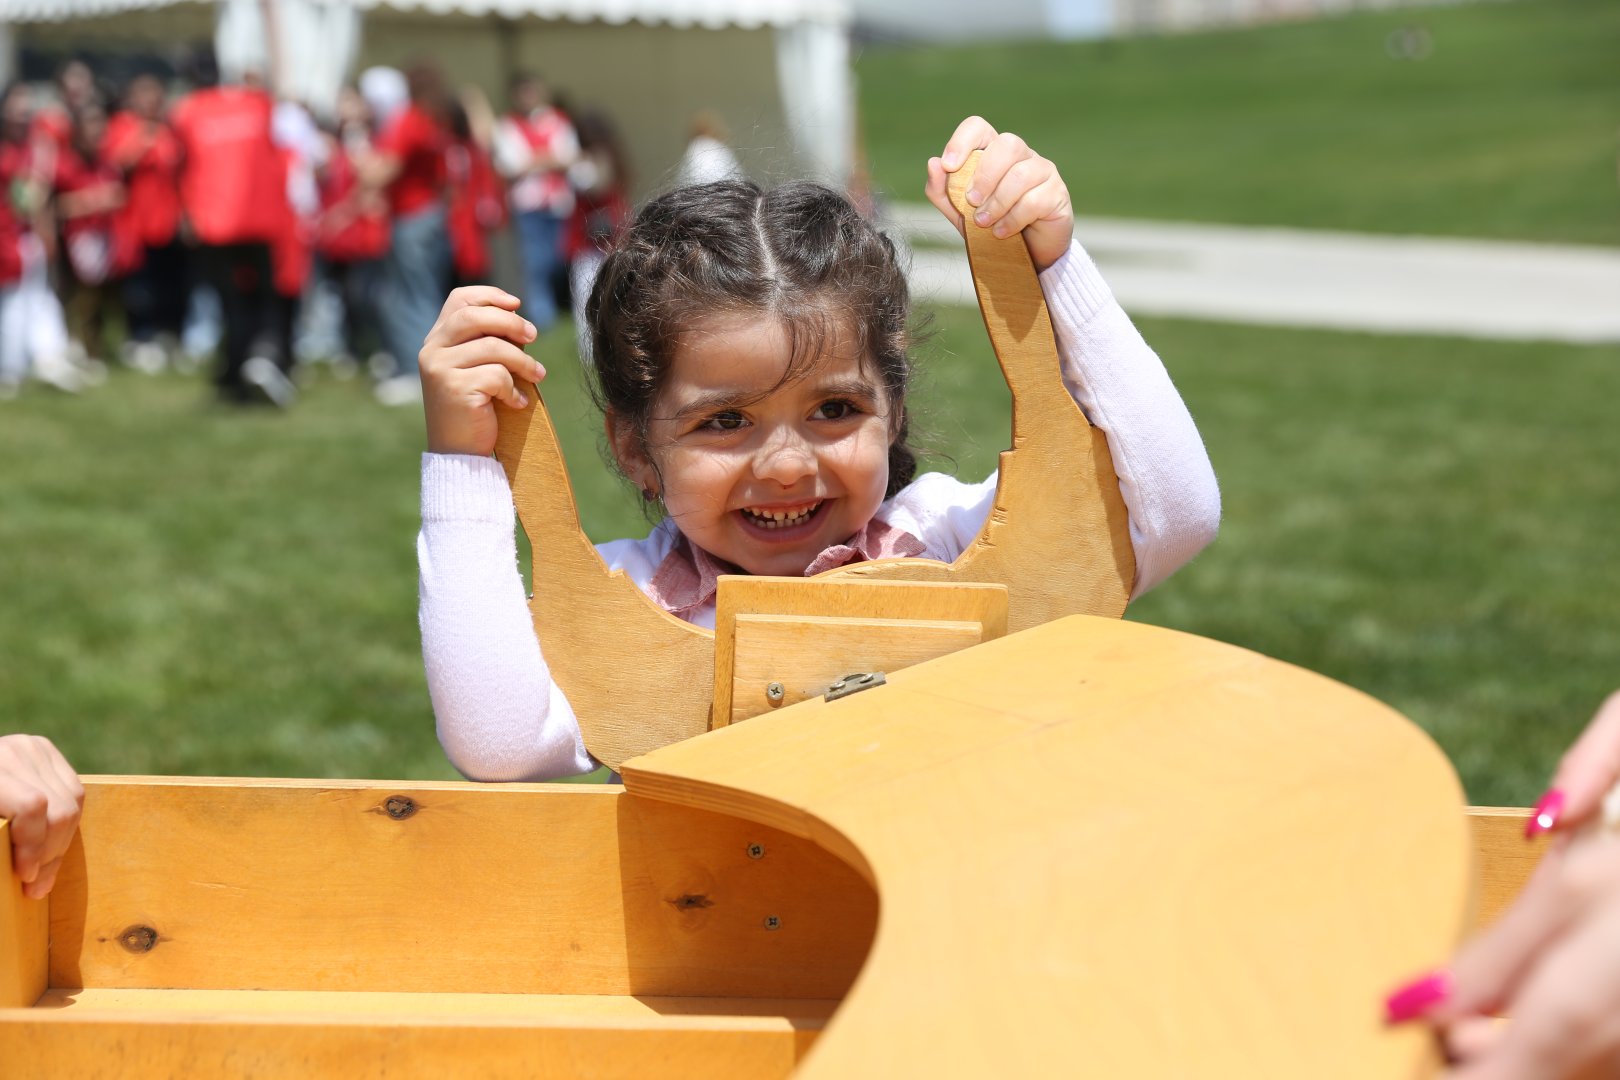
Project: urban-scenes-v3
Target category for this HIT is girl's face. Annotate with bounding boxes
[621,313,897,578]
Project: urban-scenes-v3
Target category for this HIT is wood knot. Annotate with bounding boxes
[119,925,159,953]
[669,894,713,911]
[383,795,418,820]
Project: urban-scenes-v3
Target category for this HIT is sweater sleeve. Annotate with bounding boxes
[1039,238,1221,597]
[418,453,596,781]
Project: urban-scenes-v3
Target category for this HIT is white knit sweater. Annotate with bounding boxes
[419,239,1221,781]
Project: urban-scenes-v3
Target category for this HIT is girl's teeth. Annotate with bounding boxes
[745,502,820,529]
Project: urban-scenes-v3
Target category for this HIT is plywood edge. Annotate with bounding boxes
[0,818,48,1009]
[18,988,840,1027]
[74,776,624,794]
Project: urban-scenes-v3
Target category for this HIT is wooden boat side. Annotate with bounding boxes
[624,614,1482,1079]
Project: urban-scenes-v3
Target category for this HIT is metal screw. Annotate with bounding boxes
[763,915,781,931]
[765,682,785,704]
[747,843,765,860]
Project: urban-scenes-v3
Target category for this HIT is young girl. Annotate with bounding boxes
[417,117,1221,780]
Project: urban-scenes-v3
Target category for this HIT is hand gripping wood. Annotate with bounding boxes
[493,152,1134,769]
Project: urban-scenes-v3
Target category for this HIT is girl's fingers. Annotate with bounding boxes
[426,304,537,354]
[978,163,1064,237]
[924,157,964,233]
[463,364,528,411]
[436,285,520,323]
[1547,692,1620,831]
[938,115,998,171]
[962,132,1031,214]
[428,337,544,384]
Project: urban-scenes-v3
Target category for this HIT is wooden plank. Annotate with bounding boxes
[0,1009,819,1080]
[624,614,1470,1079]
[0,818,49,1009]
[1467,807,1544,932]
[46,779,874,999]
[730,615,983,724]
[494,151,1133,770]
[817,152,1136,624]
[713,576,1008,725]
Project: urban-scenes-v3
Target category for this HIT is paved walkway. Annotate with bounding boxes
[886,203,1620,345]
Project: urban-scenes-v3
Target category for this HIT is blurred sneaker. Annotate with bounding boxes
[373,373,423,407]
[367,351,398,381]
[127,340,168,375]
[243,356,297,409]
[32,350,88,393]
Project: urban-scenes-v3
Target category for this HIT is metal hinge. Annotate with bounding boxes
[825,671,886,702]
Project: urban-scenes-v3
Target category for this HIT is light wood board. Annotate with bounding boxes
[494,151,1133,769]
[713,576,1008,725]
[40,779,874,999]
[623,614,1472,1079]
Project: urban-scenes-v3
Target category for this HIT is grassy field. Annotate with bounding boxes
[3,308,1617,805]
[856,0,1620,245]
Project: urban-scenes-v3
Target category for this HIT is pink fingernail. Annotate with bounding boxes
[1526,789,1565,838]
[966,188,982,206]
[974,210,990,227]
[943,151,961,169]
[1384,970,1451,1025]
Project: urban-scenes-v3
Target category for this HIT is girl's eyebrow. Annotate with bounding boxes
[812,377,882,402]
[667,389,761,423]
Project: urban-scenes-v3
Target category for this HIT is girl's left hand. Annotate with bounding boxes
[925,115,1073,273]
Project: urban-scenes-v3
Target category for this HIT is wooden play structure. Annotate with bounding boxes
[0,157,1550,1077]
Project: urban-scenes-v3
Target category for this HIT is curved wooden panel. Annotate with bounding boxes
[818,153,1135,627]
[495,154,1132,769]
[622,616,1471,1079]
[494,398,715,767]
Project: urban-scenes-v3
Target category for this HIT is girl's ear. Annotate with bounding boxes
[888,401,907,445]
[604,411,659,497]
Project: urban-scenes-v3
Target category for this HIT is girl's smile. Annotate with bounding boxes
[618,313,897,578]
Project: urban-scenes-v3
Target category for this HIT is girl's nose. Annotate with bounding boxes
[752,427,816,486]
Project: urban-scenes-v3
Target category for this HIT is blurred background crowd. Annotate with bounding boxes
[0,52,752,407]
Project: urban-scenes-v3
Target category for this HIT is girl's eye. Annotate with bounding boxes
[816,399,861,421]
[702,411,747,432]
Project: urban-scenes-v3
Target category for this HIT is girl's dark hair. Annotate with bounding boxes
[586,178,918,498]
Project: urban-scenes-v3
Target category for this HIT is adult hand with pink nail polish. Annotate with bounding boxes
[923,115,1073,273]
[1527,691,1620,838]
[1382,692,1620,1078]
[0,734,85,900]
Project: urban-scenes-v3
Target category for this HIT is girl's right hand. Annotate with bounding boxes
[420,286,546,457]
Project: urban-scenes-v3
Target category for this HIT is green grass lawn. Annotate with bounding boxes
[3,311,1617,805]
[857,0,1620,245]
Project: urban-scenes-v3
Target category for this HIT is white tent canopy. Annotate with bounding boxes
[2,0,855,187]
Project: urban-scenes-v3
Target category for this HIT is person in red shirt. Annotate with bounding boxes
[365,62,452,406]
[170,72,289,404]
[0,81,85,396]
[444,92,505,288]
[54,101,134,366]
[562,108,630,364]
[103,73,186,371]
[492,72,577,335]
[315,86,390,369]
